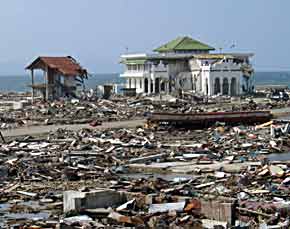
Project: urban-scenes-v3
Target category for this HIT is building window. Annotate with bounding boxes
[140,79,142,89]
[214,78,221,94]
[230,78,237,96]
[222,78,229,95]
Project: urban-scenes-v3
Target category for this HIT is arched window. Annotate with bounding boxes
[144,78,148,93]
[161,82,165,92]
[214,78,221,95]
[155,78,160,93]
[222,78,229,95]
[230,78,237,96]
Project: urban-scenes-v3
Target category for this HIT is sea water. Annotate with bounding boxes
[0,71,290,92]
[0,73,122,92]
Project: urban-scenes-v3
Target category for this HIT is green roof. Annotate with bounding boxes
[122,59,147,65]
[154,36,215,53]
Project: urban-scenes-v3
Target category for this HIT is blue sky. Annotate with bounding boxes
[0,0,289,74]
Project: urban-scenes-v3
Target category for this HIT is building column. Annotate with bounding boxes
[134,78,137,89]
[237,78,241,95]
[220,78,223,95]
[152,76,156,94]
[208,77,212,96]
[142,78,145,93]
[148,77,151,95]
[228,78,232,96]
[31,69,34,103]
[137,78,140,92]
[166,82,169,94]
[128,78,131,88]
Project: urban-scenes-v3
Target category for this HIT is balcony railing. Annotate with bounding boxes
[151,64,168,72]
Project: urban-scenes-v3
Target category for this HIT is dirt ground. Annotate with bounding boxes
[1,119,146,137]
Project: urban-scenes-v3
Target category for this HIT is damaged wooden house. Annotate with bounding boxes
[26,56,88,101]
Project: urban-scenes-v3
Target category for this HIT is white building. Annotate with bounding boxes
[120,36,254,96]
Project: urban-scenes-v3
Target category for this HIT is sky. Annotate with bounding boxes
[0,0,289,75]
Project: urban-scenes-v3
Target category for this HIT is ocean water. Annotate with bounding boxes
[0,73,122,92]
[0,72,289,92]
[254,71,290,86]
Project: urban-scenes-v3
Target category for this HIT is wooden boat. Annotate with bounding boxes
[148,111,272,127]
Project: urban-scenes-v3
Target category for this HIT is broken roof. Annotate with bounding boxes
[26,56,88,77]
[154,36,215,53]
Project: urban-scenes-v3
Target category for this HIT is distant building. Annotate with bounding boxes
[120,36,254,96]
[26,56,88,101]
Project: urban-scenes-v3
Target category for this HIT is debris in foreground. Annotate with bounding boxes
[0,118,290,228]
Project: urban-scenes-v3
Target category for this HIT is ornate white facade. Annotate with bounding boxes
[120,37,254,96]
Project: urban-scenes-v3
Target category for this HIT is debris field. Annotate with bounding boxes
[1,117,290,228]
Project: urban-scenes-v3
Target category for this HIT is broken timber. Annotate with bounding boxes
[148,111,272,128]
[0,130,5,143]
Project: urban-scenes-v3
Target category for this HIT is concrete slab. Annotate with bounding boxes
[128,161,261,174]
[63,189,127,213]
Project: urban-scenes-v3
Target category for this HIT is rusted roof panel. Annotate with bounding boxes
[26,56,87,76]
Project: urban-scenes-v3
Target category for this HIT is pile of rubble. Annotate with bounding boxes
[0,98,148,129]
[0,119,290,228]
[1,92,290,130]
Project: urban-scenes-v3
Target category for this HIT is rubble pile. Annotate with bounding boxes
[0,98,148,129]
[0,120,290,228]
[1,93,290,130]
[0,116,24,129]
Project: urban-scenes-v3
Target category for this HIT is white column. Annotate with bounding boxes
[127,78,130,88]
[237,78,241,95]
[152,76,156,94]
[142,78,145,93]
[208,76,212,96]
[201,70,206,95]
[148,78,151,94]
[137,78,140,92]
[228,78,231,96]
[220,78,223,95]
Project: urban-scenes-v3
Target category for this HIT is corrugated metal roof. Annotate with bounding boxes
[26,56,87,76]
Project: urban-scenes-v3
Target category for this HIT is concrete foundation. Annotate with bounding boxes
[63,189,127,213]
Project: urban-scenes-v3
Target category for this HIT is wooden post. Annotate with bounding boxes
[31,69,34,103]
[45,67,49,101]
